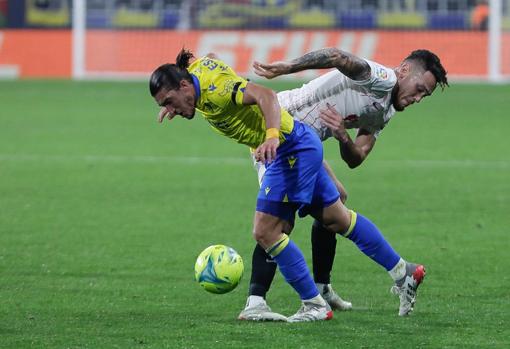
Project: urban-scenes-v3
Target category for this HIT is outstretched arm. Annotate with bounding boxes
[253,47,371,81]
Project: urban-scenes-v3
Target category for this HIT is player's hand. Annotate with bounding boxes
[255,137,280,164]
[253,61,291,79]
[320,103,349,143]
[158,107,176,123]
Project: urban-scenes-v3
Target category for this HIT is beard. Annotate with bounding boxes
[183,110,195,119]
[184,95,197,119]
[391,84,404,112]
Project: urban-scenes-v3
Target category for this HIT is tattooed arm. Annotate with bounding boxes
[253,47,371,81]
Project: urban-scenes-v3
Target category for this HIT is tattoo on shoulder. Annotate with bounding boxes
[335,51,371,81]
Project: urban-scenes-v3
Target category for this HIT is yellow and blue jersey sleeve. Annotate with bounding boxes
[188,57,293,148]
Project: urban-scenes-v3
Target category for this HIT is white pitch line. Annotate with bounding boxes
[0,154,509,169]
[0,154,248,165]
[369,159,510,169]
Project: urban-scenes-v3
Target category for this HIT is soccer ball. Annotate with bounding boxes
[194,244,244,294]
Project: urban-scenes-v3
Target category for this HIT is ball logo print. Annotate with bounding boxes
[194,245,244,294]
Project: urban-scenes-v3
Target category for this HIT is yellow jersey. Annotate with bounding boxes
[188,57,294,148]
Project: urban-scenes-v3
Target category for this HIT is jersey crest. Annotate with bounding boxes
[375,66,389,80]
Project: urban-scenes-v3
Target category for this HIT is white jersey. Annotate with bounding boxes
[277,59,397,140]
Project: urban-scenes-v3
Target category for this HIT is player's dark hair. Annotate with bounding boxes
[405,49,449,90]
[149,48,194,97]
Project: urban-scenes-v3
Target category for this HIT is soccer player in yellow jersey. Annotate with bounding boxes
[151,49,336,322]
[150,49,425,322]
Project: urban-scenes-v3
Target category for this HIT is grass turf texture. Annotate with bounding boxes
[0,80,509,348]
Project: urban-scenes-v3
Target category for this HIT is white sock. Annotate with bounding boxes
[388,258,406,282]
[247,295,266,308]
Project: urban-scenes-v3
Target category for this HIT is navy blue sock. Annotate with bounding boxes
[347,213,400,271]
[249,244,277,298]
[311,219,337,284]
[269,237,319,300]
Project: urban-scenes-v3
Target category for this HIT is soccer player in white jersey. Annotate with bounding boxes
[238,48,448,321]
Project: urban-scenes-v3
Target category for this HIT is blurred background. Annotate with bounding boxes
[0,0,509,80]
[1,3,509,348]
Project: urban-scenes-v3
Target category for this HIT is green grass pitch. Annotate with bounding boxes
[0,80,509,348]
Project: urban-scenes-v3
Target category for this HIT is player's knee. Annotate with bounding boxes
[337,209,353,234]
[312,219,334,236]
[252,220,273,246]
[252,214,285,248]
[252,227,266,244]
[336,207,354,234]
[252,227,280,249]
[281,221,293,235]
[321,221,343,235]
[321,204,352,234]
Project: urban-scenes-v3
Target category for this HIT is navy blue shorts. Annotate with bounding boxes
[256,120,340,224]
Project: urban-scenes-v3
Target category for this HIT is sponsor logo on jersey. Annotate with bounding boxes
[376,66,388,80]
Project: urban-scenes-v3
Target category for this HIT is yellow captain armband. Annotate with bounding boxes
[265,128,280,140]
